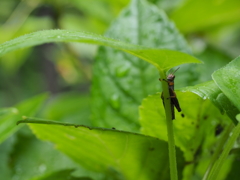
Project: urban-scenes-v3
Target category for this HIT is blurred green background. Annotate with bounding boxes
[0,0,239,106]
[0,0,129,106]
[0,0,240,179]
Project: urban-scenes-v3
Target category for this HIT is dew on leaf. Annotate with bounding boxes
[38,164,47,173]
[66,133,76,140]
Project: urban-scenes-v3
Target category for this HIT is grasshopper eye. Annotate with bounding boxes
[167,74,175,81]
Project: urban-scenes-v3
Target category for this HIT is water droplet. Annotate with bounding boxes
[38,164,47,173]
[66,134,76,140]
[110,94,120,109]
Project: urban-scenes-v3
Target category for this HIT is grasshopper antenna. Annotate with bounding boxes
[171,67,180,75]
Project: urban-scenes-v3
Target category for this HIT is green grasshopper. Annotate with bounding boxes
[160,67,183,120]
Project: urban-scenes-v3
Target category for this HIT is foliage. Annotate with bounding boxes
[0,0,240,180]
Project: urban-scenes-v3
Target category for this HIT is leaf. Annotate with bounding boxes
[183,81,239,124]
[21,119,185,180]
[171,0,240,33]
[212,56,240,112]
[139,90,228,160]
[0,30,200,72]
[0,93,48,143]
[6,131,95,180]
[91,0,198,132]
[151,46,231,101]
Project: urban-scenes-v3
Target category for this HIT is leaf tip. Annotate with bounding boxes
[16,116,28,125]
[16,120,24,125]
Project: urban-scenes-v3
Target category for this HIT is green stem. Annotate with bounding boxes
[207,122,240,180]
[203,123,234,180]
[159,70,178,180]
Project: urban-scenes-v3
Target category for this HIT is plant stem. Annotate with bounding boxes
[207,122,240,180]
[159,70,178,180]
[203,123,234,180]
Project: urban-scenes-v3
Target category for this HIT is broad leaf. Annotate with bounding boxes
[183,81,239,124]
[212,56,240,112]
[0,93,48,143]
[91,0,198,132]
[5,132,93,180]
[21,119,185,180]
[0,22,200,72]
[139,91,223,160]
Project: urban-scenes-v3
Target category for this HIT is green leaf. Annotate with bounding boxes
[0,29,200,72]
[0,93,48,143]
[171,0,240,33]
[140,91,227,160]
[6,131,90,180]
[183,81,239,124]
[21,119,185,180]
[167,46,232,90]
[91,0,199,132]
[212,56,240,112]
[1,126,101,180]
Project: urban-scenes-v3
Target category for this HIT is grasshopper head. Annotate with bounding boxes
[167,74,175,81]
[167,67,179,81]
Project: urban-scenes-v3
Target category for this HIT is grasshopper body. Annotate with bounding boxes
[160,67,182,120]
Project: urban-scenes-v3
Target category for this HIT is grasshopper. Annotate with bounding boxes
[160,67,183,120]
